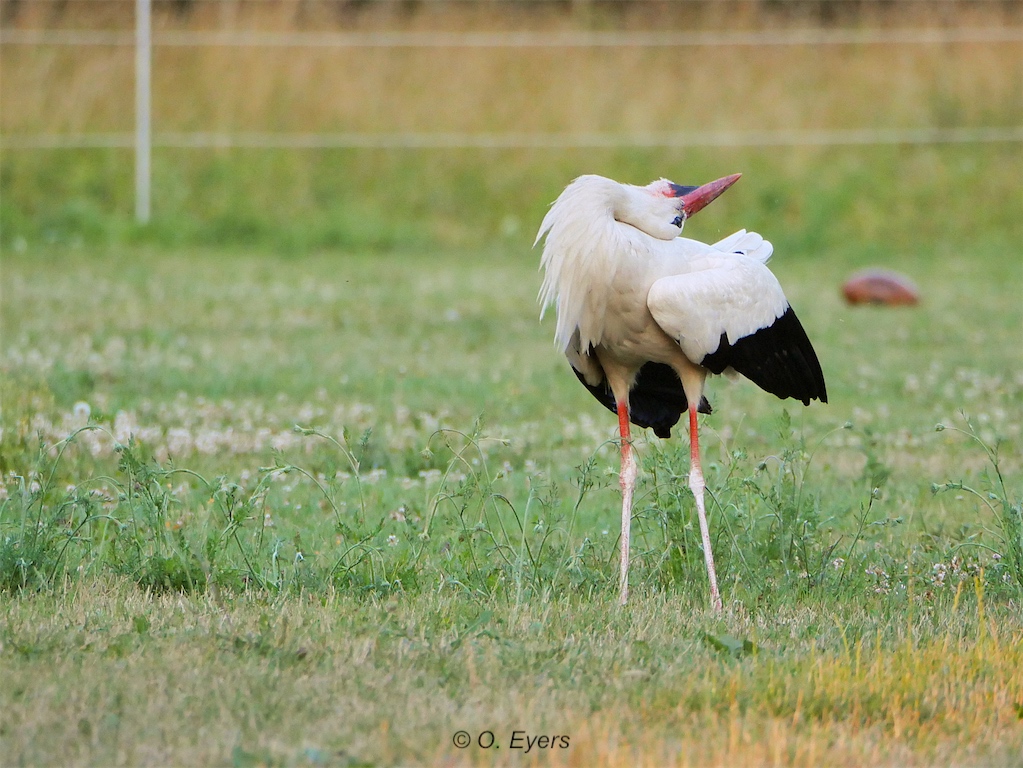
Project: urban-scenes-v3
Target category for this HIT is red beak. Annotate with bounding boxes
[676,173,742,217]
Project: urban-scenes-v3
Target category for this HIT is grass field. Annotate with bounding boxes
[3,1,1023,765]
[3,178,1022,764]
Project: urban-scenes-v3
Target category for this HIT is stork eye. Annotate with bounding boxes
[671,216,683,228]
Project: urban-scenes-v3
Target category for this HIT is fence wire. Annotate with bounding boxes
[4,127,1023,149]
[4,26,1023,46]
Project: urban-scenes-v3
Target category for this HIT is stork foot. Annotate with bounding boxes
[689,466,722,613]
[688,405,722,613]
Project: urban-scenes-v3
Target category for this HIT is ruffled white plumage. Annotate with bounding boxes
[536,176,785,364]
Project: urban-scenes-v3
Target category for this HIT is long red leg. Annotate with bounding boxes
[617,400,637,605]
[689,404,722,612]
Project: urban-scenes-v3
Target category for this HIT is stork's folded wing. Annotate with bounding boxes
[647,256,827,405]
[647,255,788,363]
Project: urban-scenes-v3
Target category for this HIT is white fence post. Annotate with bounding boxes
[135,0,151,223]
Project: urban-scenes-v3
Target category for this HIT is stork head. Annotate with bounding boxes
[618,173,742,240]
[536,171,742,352]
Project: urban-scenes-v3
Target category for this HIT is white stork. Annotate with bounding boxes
[535,173,827,610]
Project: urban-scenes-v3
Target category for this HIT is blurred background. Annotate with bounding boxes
[2,0,1021,255]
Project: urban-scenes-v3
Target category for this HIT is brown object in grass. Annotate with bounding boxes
[842,269,920,306]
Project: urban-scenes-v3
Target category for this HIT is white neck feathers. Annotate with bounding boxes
[535,175,636,354]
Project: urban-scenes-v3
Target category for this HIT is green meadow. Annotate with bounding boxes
[2,2,1022,765]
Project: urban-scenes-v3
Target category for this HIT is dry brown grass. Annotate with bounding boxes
[2,2,1021,135]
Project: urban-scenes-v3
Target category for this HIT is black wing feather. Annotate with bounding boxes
[572,361,711,439]
[700,305,828,405]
